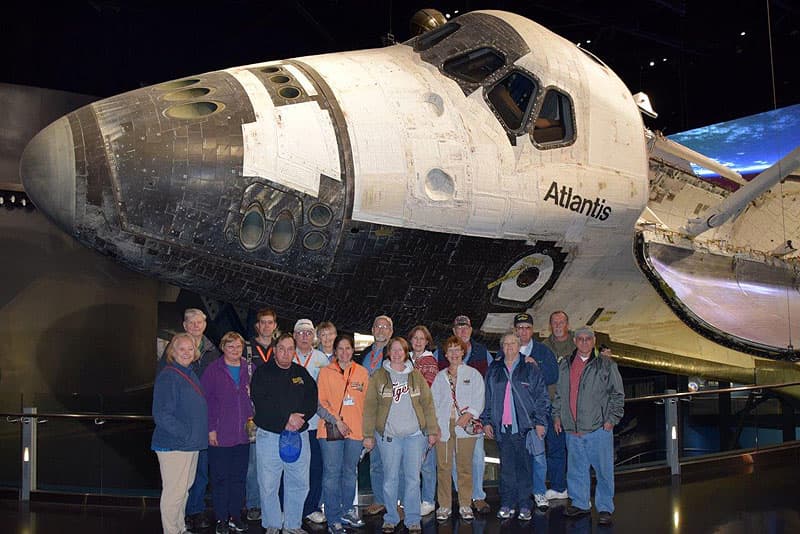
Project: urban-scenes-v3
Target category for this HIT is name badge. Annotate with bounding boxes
[343,396,355,406]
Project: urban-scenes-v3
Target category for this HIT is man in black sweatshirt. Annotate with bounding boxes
[250,333,318,534]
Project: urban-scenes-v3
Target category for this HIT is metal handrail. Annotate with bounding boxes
[1,412,153,422]
[1,380,799,420]
[624,379,800,404]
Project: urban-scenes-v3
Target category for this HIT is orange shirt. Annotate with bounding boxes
[317,360,369,440]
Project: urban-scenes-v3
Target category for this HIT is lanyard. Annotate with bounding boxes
[256,344,273,363]
[368,348,382,370]
[295,350,313,368]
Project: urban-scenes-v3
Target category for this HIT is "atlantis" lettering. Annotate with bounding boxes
[543,181,612,221]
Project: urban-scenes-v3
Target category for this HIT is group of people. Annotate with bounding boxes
[151,306,624,534]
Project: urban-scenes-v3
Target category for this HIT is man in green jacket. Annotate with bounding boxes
[552,326,624,526]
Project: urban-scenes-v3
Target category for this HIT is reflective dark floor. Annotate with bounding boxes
[2,457,799,533]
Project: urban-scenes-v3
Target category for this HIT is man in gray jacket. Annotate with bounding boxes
[552,326,624,525]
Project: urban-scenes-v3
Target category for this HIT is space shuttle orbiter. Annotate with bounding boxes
[20,10,800,385]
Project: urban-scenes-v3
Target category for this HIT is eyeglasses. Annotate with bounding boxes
[373,324,391,330]
[296,331,314,336]
[575,336,594,342]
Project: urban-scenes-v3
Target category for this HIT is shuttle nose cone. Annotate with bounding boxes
[20,116,76,232]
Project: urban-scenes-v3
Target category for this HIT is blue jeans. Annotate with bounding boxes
[453,434,487,501]
[498,431,532,511]
[245,442,260,509]
[303,429,323,517]
[378,433,426,526]
[420,441,437,504]
[256,428,310,530]
[368,432,385,505]
[530,432,548,496]
[566,428,615,513]
[545,416,567,492]
[319,438,362,524]
[208,444,249,521]
[185,448,208,515]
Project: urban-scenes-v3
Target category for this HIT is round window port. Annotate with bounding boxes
[303,231,327,251]
[308,204,333,227]
[278,86,301,99]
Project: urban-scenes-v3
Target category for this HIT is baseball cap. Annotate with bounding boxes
[279,430,302,463]
[453,315,471,327]
[294,318,315,332]
[514,313,533,326]
[574,325,595,338]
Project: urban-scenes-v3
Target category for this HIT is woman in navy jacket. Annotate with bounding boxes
[201,331,254,533]
[482,332,550,521]
[152,333,209,534]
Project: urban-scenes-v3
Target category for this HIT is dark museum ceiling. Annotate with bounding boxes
[2,1,798,134]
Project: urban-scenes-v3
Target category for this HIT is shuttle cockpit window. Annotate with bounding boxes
[413,22,461,51]
[486,70,538,132]
[442,47,505,84]
[531,89,576,146]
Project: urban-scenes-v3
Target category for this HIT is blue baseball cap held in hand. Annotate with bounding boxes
[279,430,302,463]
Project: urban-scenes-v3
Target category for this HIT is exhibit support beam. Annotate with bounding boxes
[665,389,680,477]
[20,407,38,501]
[718,382,732,451]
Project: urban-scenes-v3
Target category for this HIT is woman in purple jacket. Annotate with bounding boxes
[201,331,254,533]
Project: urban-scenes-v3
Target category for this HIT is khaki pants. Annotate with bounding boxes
[157,450,199,534]
[435,419,476,509]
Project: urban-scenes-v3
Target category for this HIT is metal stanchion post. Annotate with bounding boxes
[664,390,680,477]
[20,407,38,501]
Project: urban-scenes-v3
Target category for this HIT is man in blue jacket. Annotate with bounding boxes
[482,332,550,521]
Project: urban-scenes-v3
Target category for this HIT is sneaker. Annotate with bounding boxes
[496,507,515,519]
[435,507,451,521]
[365,503,386,516]
[420,501,435,516]
[342,508,365,527]
[545,488,569,500]
[518,508,532,521]
[228,517,248,532]
[459,506,474,520]
[264,529,281,534]
[534,494,549,512]
[381,522,396,532]
[328,523,346,534]
[246,507,261,521]
[564,505,591,517]
[215,519,230,534]
[397,504,405,521]
[472,499,491,514]
[407,524,422,532]
[306,510,326,524]
[187,512,210,531]
[598,511,613,525]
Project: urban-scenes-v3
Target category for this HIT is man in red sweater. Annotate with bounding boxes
[552,326,624,526]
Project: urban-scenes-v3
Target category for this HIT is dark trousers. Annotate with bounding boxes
[498,430,532,511]
[303,429,323,517]
[209,443,250,522]
[545,415,567,492]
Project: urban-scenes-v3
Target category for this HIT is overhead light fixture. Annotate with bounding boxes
[740,31,746,36]
[585,39,591,44]
[649,60,655,67]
